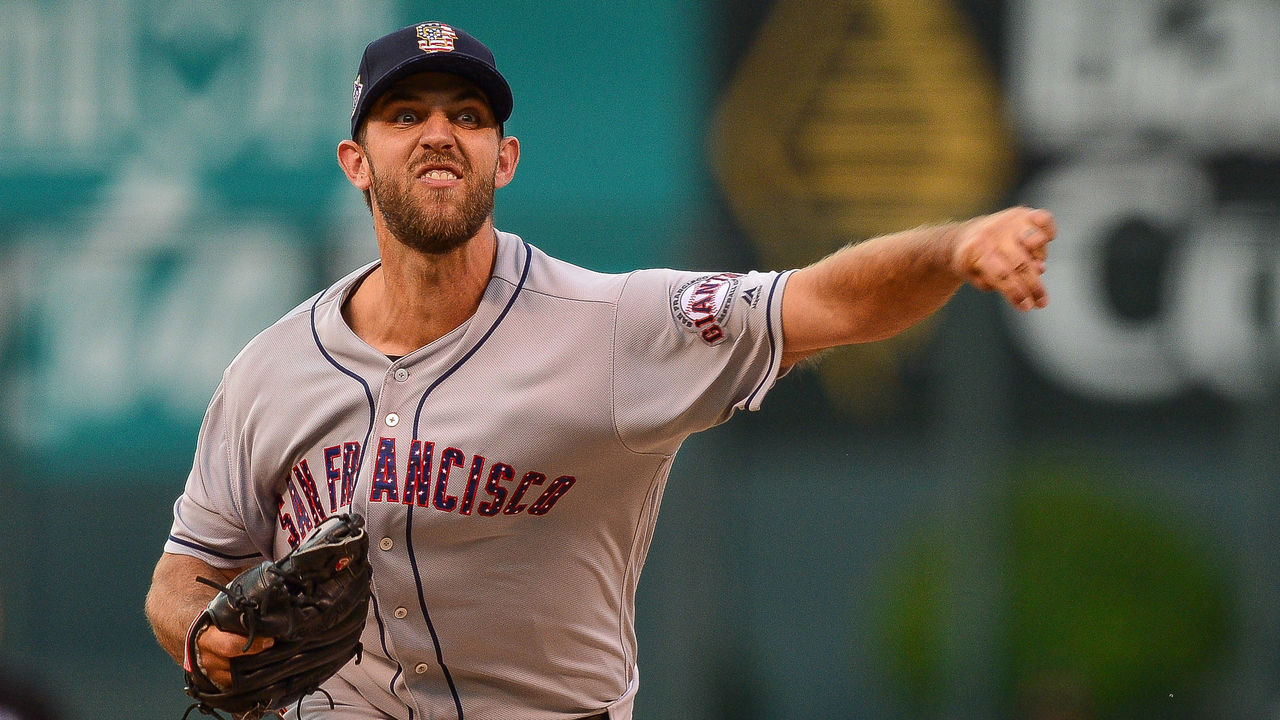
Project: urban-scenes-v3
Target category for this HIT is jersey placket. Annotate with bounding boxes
[362,360,459,718]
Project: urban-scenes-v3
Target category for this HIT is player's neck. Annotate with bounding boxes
[344,225,498,356]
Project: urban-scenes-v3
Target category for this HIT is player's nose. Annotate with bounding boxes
[417,111,456,151]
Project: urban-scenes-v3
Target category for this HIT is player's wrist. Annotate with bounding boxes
[942,221,972,281]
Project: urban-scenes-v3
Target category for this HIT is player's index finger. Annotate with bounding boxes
[203,627,274,656]
[1029,208,1056,236]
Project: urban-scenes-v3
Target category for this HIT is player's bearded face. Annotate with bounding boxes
[367,150,496,255]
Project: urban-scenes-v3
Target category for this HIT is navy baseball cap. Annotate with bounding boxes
[350,22,513,138]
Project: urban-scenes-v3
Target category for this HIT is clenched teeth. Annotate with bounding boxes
[424,169,458,180]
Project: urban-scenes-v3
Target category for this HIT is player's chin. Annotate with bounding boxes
[418,187,471,213]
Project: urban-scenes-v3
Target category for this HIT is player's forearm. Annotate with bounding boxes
[145,552,239,665]
[782,223,964,358]
[780,207,1055,366]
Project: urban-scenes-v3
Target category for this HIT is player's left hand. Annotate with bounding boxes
[950,206,1056,311]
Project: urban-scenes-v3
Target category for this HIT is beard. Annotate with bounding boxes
[369,153,496,255]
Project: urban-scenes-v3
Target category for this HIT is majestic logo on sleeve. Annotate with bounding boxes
[671,273,741,345]
[416,23,459,53]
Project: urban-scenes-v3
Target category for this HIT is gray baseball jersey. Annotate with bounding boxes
[165,230,793,720]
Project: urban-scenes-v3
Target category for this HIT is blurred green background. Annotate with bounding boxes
[2,1,1278,718]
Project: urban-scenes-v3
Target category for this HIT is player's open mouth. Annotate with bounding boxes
[414,158,463,183]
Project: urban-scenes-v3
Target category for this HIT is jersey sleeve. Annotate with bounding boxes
[612,268,794,454]
[164,373,272,568]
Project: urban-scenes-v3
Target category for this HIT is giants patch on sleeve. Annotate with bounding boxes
[670,273,742,345]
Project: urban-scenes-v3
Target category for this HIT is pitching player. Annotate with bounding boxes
[145,21,1055,720]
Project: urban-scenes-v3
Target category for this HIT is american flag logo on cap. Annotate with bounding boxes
[351,74,363,117]
[416,22,458,53]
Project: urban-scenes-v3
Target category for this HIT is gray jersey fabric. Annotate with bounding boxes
[166,230,793,720]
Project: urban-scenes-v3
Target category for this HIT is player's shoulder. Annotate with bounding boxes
[494,231,759,309]
[222,262,375,380]
[496,230,634,304]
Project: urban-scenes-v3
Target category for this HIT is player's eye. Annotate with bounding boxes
[393,111,419,124]
[456,111,480,126]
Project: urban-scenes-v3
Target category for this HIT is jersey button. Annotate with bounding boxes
[394,368,409,382]
[414,663,429,675]
[394,607,408,619]
[385,413,400,427]
[379,537,393,551]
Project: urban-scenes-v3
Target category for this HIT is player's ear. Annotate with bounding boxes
[337,140,372,191]
[495,135,520,190]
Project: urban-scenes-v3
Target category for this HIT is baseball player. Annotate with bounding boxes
[144,21,1055,720]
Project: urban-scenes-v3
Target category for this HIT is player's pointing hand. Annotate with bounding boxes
[951,206,1056,311]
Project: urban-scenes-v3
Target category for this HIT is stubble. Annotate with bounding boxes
[369,153,496,255]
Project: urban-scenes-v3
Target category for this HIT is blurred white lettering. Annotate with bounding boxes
[1008,2,1280,401]
[1010,1,1280,152]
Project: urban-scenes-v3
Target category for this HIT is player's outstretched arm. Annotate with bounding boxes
[145,552,273,689]
[779,206,1055,367]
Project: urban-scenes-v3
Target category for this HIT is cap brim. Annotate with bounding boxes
[352,53,513,137]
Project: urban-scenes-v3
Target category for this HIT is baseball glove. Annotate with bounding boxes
[182,513,371,720]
